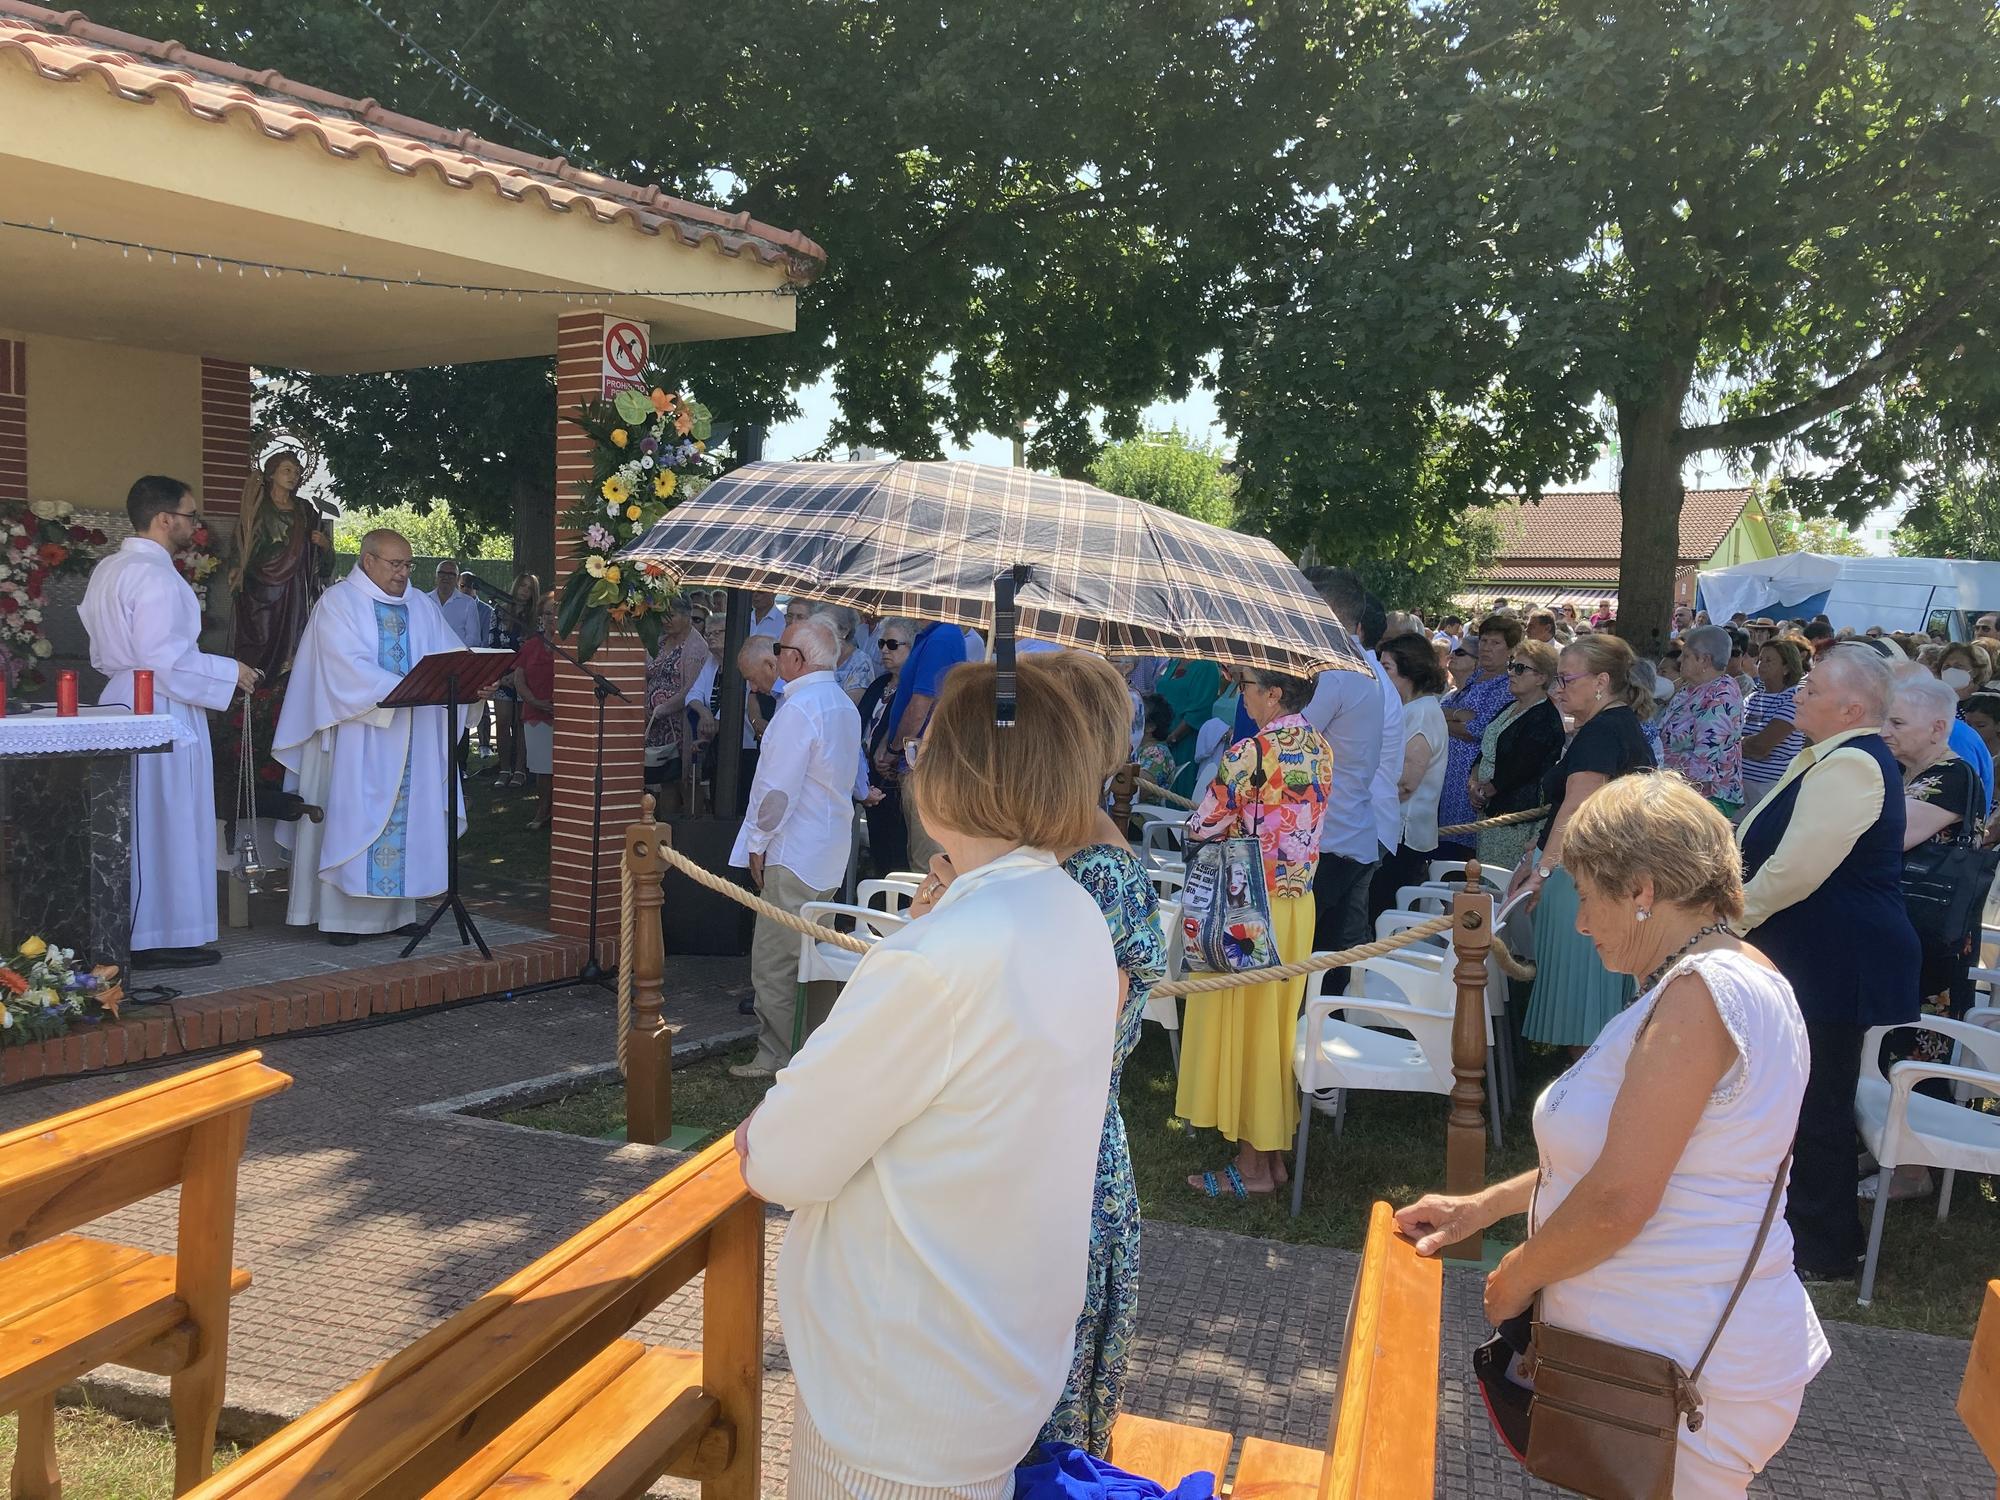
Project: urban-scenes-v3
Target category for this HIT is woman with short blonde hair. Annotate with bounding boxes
[740,656,1122,1499]
[1401,774,1828,1497]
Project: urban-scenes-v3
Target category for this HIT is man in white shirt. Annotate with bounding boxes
[747,590,786,640]
[1301,569,1385,968]
[1364,598,1406,865]
[80,475,256,968]
[730,616,863,1079]
[433,559,484,647]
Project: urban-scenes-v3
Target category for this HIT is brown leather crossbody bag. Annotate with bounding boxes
[1513,1151,1792,1500]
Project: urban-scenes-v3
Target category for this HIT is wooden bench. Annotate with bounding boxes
[1108,1202,1442,1498]
[1,1049,291,1497]
[183,1133,762,1500]
[1959,1279,2000,1498]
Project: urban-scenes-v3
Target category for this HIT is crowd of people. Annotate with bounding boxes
[691,568,2000,1498]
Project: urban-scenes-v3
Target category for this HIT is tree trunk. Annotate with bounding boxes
[1614,395,1686,652]
[512,473,556,592]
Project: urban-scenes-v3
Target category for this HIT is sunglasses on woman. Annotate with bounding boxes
[1506,661,1539,676]
[880,638,908,651]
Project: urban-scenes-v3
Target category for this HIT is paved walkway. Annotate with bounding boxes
[1,966,1988,1496]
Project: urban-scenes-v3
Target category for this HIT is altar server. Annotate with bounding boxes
[273,528,465,945]
[80,475,255,969]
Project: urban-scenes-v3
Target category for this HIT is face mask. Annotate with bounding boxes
[1653,680,1676,702]
[1943,667,1973,690]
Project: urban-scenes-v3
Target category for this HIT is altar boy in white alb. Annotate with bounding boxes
[273,529,466,946]
[80,476,255,968]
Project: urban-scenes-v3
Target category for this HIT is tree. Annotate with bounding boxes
[1219,0,2000,643]
[1087,427,1238,527]
[1896,469,2000,558]
[1765,489,1868,558]
[87,0,1339,551]
[331,501,515,563]
[1340,511,1503,627]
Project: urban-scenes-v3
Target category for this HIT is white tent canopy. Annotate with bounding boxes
[1698,554,2000,636]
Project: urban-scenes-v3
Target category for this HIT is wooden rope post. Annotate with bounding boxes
[625,798,674,1147]
[1443,858,1492,1262]
[1109,760,1138,829]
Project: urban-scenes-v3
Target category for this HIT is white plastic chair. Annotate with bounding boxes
[1426,860,1508,896]
[795,901,907,987]
[1374,908,1510,1136]
[1146,862,1187,902]
[1143,899,1183,1069]
[1290,955,1459,1217]
[1139,819,1186,872]
[857,877,918,914]
[1853,1016,2000,1306]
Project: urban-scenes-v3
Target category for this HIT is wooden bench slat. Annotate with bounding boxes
[1232,1437,1323,1500]
[183,1139,748,1499]
[1324,1202,1441,1500]
[1106,1412,1234,1490]
[421,1341,651,1500]
[0,1234,153,1324]
[467,1346,713,1500]
[0,1052,288,1186]
[1956,1281,2000,1483]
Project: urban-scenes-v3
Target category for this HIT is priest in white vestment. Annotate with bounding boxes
[79,476,255,967]
[273,529,466,945]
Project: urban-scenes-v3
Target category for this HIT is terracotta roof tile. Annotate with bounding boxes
[1492,487,1752,571]
[0,0,825,279]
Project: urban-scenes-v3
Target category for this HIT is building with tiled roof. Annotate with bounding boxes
[1466,486,1778,613]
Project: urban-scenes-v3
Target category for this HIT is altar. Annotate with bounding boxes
[0,704,174,976]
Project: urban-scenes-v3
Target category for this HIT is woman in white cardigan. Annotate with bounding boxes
[738,656,1121,1499]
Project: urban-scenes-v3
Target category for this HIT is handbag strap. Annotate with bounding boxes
[1687,1146,1793,1387]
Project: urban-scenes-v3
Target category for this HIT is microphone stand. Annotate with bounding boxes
[463,574,624,987]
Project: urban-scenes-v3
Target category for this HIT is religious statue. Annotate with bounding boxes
[230,449,332,678]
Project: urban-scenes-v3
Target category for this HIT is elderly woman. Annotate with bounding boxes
[643,597,712,814]
[1368,633,1450,918]
[1468,637,1564,878]
[1400,775,1829,1498]
[1658,624,1746,817]
[1177,669,1333,1200]
[1937,639,1989,701]
[1510,635,1657,1053]
[814,603,879,704]
[1734,644,1919,1280]
[1741,638,1808,812]
[1438,614,1524,859]
[738,657,1119,1498]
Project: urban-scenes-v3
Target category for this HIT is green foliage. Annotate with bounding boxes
[1766,494,1868,558]
[1087,427,1238,528]
[332,502,513,562]
[1896,470,2000,560]
[1219,0,2000,640]
[1340,511,1505,626]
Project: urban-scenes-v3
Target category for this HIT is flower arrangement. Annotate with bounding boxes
[557,386,715,661]
[174,520,224,618]
[0,935,123,1047]
[0,501,106,690]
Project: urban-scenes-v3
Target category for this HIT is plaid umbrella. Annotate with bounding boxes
[620,459,1368,676]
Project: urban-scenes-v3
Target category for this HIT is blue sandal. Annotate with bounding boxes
[1192,1164,1259,1201]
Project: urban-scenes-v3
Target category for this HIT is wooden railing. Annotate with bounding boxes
[1960,1279,2000,1499]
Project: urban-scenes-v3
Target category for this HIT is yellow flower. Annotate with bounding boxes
[654,472,677,499]
[604,565,621,585]
[18,936,45,958]
[694,441,705,453]
[585,555,607,578]
[601,475,631,504]
[611,428,629,449]
[626,505,641,521]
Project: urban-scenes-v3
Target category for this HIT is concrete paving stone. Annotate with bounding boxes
[1,955,1991,1496]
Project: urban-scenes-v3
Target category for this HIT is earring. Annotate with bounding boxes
[1635,908,1651,922]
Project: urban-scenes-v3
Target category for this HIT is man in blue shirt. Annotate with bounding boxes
[877,620,967,868]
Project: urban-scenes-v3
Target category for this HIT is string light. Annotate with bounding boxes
[350,0,574,160]
[2,219,802,300]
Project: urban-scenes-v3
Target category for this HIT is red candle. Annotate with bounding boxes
[133,669,154,715]
[0,676,9,717]
[55,669,78,717]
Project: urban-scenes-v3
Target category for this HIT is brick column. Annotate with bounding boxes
[200,358,253,526]
[549,312,648,949]
[0,341,25,504]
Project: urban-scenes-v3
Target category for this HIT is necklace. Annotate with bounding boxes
[1637,920,1733,996]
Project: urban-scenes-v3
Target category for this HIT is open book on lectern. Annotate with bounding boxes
[379,646,518,709]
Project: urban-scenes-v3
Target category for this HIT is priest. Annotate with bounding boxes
[273,528,466,945]
[80,475,256,968]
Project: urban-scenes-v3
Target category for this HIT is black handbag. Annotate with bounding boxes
[1900,760,1998,993]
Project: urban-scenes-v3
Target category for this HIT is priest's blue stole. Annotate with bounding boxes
[366,601,414,898]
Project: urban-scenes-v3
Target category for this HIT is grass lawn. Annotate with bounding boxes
[496,1012,1999,1339]
[458,755,551,905]
[0,1403,240,1497]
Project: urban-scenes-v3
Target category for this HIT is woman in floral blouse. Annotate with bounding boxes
[1175,668,1333,1200]
[1658,625,1745,817]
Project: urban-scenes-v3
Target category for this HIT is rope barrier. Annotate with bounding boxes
[1136,776,1545,839]
[643,829,1536,994]
[616,846,636,1075]
[1135,777,1196,809]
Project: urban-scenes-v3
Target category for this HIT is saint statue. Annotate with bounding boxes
[230,449,332,677]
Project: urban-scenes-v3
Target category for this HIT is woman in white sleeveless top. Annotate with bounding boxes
[1399,772,1829,1497]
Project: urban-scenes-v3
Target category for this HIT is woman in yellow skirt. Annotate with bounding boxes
[1176,668,1333,1199]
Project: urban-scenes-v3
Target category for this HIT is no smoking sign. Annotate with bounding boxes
[599,317,649,396]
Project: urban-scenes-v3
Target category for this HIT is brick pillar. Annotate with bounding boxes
[549,312,647,949]
[200,358,253,527]
[0,341,25,504]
